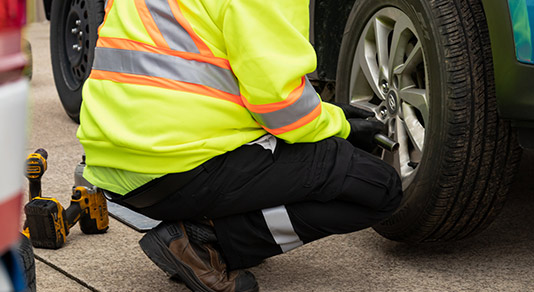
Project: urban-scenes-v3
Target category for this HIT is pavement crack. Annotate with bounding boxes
[34,254,100,292]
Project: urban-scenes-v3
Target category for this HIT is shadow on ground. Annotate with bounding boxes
[376,149,534,278]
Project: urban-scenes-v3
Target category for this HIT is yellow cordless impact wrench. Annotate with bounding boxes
[23,149,109,249]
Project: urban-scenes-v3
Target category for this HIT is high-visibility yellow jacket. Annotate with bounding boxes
[77,0,350,176]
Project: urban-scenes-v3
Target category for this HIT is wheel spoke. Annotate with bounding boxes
[401,103,425,153]
[397,117,413,173]
[383,117,408,177]
[382,147,402,176]
[382,119,401,175]
[399,88,428,125]
[349,100,387,120]
[388,19,411,80]
[349,100,376,112]
[353,29,382,99]
[395,41,423,77]
[374,18,391,81]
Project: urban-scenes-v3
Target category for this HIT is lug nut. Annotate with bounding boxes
[71,28,79,34]
[76,20,82,26]
[72,44,82,52]
[381,81,389,94]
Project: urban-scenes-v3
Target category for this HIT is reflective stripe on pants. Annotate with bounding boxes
[109,137,403,270]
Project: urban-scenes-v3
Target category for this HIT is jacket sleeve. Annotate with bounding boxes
[221,0,351,143]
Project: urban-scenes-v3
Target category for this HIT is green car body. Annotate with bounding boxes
[485,0,534,131]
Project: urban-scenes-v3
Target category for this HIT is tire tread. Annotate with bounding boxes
[339,0,525,242]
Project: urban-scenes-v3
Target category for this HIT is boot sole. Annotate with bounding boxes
[139,229,215,292]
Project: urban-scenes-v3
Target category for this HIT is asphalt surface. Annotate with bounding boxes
[25,22,534,292]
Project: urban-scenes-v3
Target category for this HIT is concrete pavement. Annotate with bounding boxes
[25,22,534,292]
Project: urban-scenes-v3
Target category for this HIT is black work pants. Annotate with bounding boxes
[110,137,402,270]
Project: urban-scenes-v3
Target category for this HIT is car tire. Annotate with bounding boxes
[16,235,36,292]
[50,0,105,123]
[336,0,522,242]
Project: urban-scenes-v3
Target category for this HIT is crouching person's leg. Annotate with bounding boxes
[212,194,401,272]
[211,146,402,272]
[337,147,403,221]
[139,220,259,292]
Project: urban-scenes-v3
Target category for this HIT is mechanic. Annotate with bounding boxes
[77,1,403,291]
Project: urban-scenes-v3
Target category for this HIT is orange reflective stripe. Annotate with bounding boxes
[246,77,321,131]
[98,0,114,35]
[90,70,244,107]
[265,103,322,135]
[135,0,170,49]
[168,0,213,57]
[96,37,232,69]
[242,77,306,113]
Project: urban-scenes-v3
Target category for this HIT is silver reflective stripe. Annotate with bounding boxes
[144,0,199,53]
[93,47,240,95]
[262,206,303,253]
[251,78,320,130]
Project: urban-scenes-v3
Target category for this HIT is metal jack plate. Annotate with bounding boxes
[107,202,160,232]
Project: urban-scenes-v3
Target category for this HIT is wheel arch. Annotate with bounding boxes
[309,0,356,82]
[43,0,53,20]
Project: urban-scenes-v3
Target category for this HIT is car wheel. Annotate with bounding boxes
[50,0,105,123]
[336,0,522,242]
[16,235,36,292]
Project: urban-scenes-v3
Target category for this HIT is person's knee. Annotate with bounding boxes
[340,152,404,211]
[379,170,403,217]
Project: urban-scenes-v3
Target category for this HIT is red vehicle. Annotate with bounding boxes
[0,0,34,291]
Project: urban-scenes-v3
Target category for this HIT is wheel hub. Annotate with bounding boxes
[63,0,90,85]
[66,10,84,66]
[386,90,399,115]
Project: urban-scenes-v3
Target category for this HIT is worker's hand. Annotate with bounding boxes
[327,102,375,119]
[347,118,387,152]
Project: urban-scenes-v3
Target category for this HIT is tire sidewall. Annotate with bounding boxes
[16,235,36,291]
[50,0,103,123]
[336,0,451,239]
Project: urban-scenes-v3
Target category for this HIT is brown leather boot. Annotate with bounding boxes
[139,222,259,292]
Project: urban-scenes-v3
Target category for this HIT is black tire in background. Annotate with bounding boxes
[336,0,522,242]
[50,0,105,123]
[16,235,36,292]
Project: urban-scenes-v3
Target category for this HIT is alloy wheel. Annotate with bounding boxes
[348,7,429,189]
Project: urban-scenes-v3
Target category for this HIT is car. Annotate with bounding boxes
[0,0,35,291]
[44,0,533,243]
